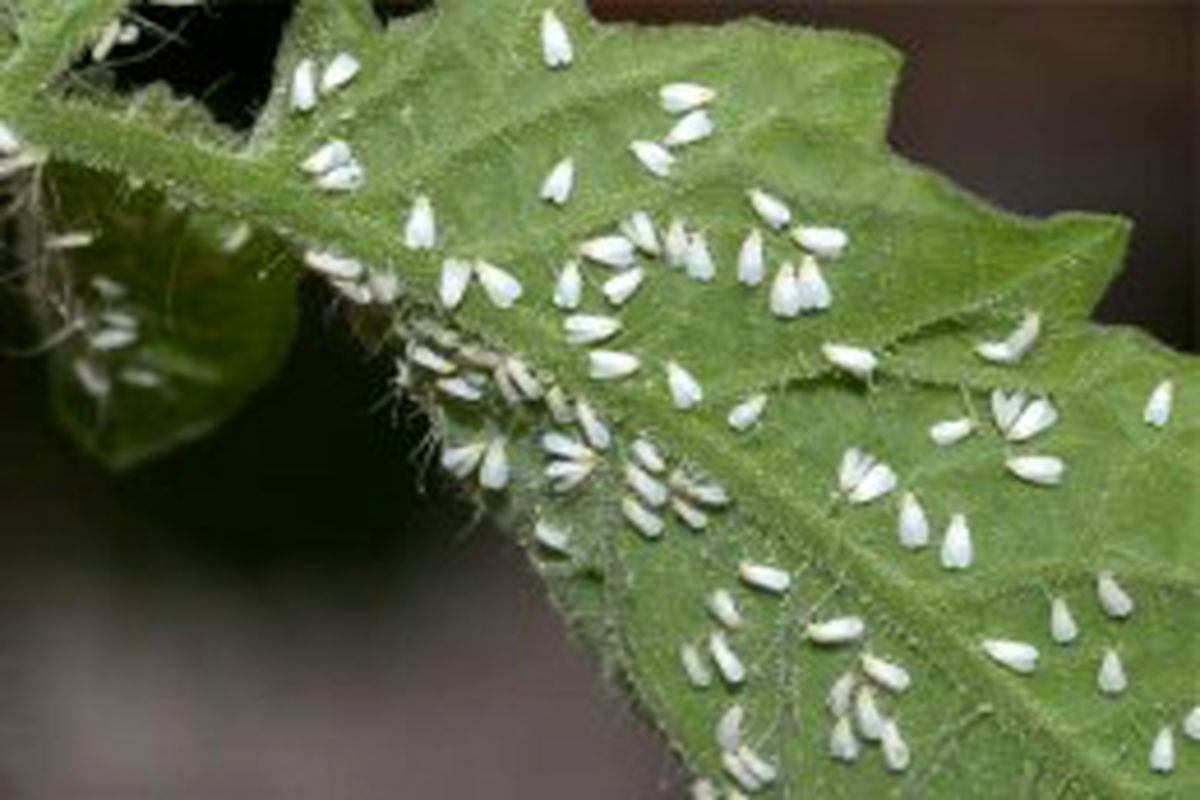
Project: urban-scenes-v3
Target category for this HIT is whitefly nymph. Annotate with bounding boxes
[581,235,636,269]
[0,121,20,156]
[533,521,572,556]
[829,715,860,763]
[659,82,716,114]
[680,643,712,689]
[630,140,675,178]
[1006,397,1059,442]
[991,388,1027,434]
[91,19,122,64]
[795,255,832,312]
[1049,596,1080,644]
[769,261,802,319]
[827,672,857,717]
[622,496,665,540]
[715,703,743,752]
[664,110,715,147]
[1097,648,1128,696]
[838,447,897,505]
[575,399,611,450]
[553,260,583,310]
[793,225,849,258]
[737,745,778,786]
[437,375,485,402]
[589,350,641,381]
[320,52,361,94]
[737,229,765,286]
[47,230,98,251]
[1097,570,1135,619]
[854,685,886,741]
[540,431,593,462]
[747,188,791,230]
[1181,706,1200,741]
[291,58,318,112]
[442,441,486,479]
[540,8,573,69]
[722,750,763,794]
[806,616,865,644]
[1143,379,1173,428]
[671,497,709,531]
[440,258,473,309]
[727,394,768,432]
[478,437,510,490]
[602,268,645,307]
[620,211,661,256]
[301,139,353,175]
[981,639,1038,674]
[504,357,543,400]
[1006,454,1066,487]
[1149,727,1175,774]
[738,562,790,594]
[630,438,666,474]
[475,261,523,308]
[564,314,622,346]
[625,462,668,508]
[930,417,975,446]
[709,631,747,686]
[861,653,912,693]
[305,248,364,281]
[664,218,690,267]
[822,343,878,379]
[897,492,930,549]
[881,719,911,773]
[941,513,973,570]
[540,157,575,206]
[404,194,437,250]
[74,359,110,399]
[682,232,716,282]
[975,310,1041,365]
[708,588,742,630]
[666,360,704,410]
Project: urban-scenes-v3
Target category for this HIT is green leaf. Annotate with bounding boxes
[34,162,299,468]
[0,0,1195,795]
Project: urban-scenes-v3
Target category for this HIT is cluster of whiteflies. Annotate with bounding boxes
[13,222,264,403]
[216,6,1196,793]
[12,4,1181,793]
[60,272,169,401]
[682,561,919,791]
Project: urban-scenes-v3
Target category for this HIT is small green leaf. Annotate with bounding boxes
[37,163,298,468]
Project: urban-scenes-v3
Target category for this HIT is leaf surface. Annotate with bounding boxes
[0,0,1195,795]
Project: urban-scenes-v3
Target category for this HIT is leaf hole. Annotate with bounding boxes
[75,1,297,132]
[371,0,434,26]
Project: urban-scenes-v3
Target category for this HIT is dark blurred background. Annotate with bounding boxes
[0,2,1195,799]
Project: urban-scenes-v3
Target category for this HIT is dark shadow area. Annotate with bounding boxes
[0,278,674,799]
[0,274,453,568]
[94,2,295,131]
[105,279,456,575]
[371,0,434,26]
